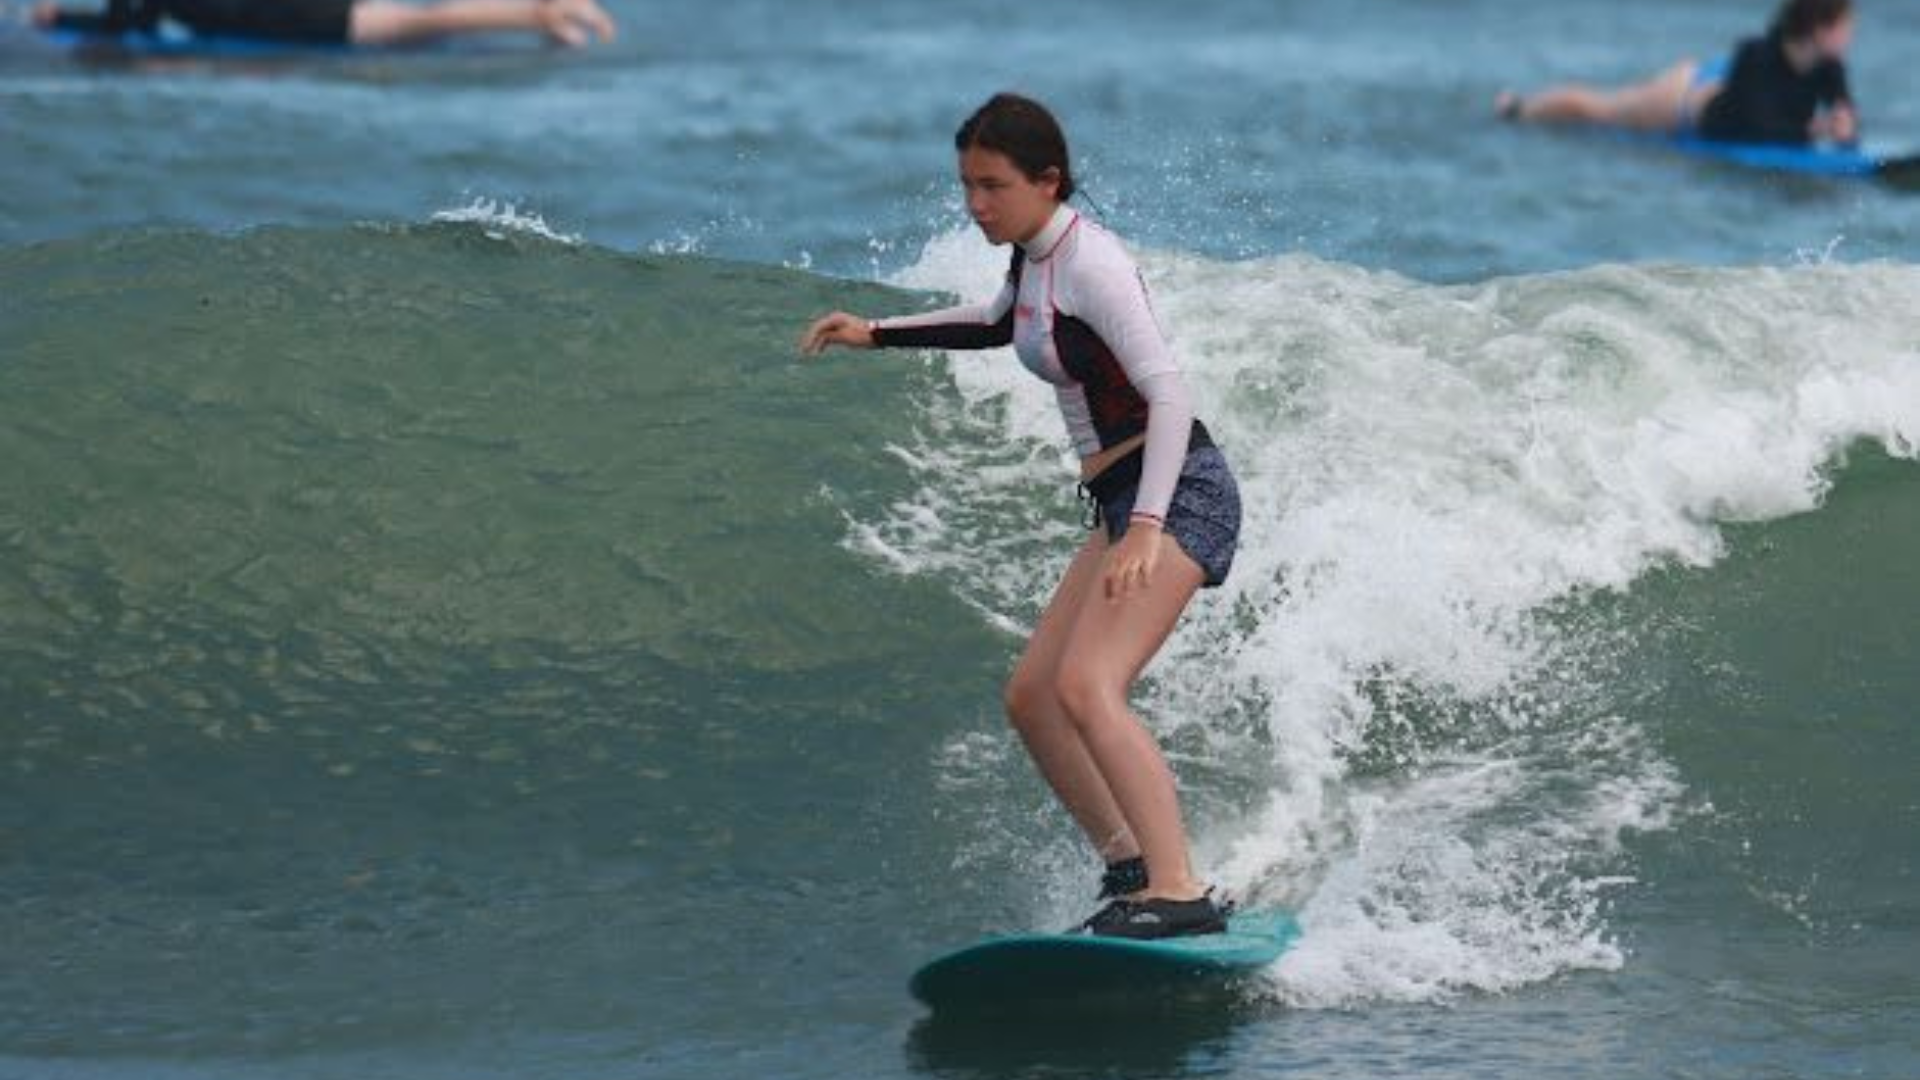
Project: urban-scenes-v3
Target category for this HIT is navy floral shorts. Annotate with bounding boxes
[1086,445,1241,588]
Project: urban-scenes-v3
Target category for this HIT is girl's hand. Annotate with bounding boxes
[1104,520,1163,601]
[1812,104,1859,145]
[1829,103,1859,145]
[799,312,876,355]
[30,2,59,27]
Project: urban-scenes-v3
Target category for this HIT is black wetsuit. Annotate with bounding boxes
[1699,30,1852,145]
[52,0,354,43]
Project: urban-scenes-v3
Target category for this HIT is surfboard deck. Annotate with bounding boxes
[910,909,1299,1012]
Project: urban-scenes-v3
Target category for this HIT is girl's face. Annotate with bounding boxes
[1812,11,1855,60]
[959,146,1061,246]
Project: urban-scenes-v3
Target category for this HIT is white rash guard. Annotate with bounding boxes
[870,205,1200,524]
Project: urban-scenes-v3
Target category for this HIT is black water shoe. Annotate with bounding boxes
[1077,889,1233,940]
[1097,856,1148,900]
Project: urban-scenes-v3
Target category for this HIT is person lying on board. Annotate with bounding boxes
[1494,0,1857,146]
[33,0,616,48]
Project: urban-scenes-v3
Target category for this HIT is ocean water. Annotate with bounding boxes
[2,0,1918,277]
[2,1,1917,1079]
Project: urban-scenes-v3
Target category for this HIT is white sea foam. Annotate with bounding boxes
[857,227,1920,1006]
[429,197,581,245]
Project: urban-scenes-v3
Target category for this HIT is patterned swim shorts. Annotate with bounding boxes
[1087,444,1242,588]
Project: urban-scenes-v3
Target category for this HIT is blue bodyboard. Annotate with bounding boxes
[1597,128,1920,187]
[909,909,1300,1012]
[1667,135,1916,181]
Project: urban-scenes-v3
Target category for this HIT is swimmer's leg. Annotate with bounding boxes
[1607,61,1700,131]
[1496,61,1698,132]
[1498,84,1612,125]
[349,0,615,48]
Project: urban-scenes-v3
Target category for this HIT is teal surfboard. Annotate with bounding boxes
[909,909,1300,1012]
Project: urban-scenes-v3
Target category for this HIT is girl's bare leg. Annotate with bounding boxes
[1004,532,1140,864]
[1498,60,1703,133]
[1054,533,1208,901]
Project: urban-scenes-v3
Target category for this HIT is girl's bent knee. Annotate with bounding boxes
[1003,672,1053,731]
[1053,666,1122,730]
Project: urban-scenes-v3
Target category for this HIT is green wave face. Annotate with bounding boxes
[1,224,952,667]
[0,225,1007,1053]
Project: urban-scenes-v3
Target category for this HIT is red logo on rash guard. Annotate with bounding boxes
[1016,304,1035,320]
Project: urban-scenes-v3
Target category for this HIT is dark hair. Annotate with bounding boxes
[1773,0,1852,39]
[954,92,1077,203]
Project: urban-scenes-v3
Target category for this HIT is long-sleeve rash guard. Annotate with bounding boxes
[870,205,1197,524]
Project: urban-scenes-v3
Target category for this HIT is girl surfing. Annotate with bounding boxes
[801,93,1240,940]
